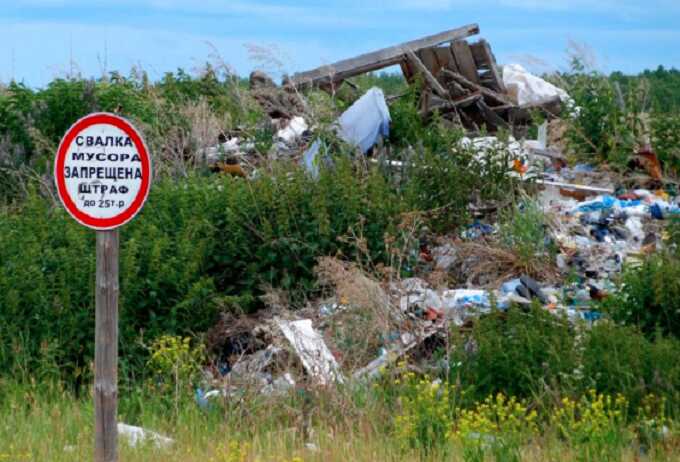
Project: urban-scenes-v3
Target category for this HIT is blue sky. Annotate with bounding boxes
[2,0,679,87]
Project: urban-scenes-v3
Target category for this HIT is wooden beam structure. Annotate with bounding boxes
[405,49,449,98]
[289,23,479,87]
[441,69,514,106]
[450,40,480,84]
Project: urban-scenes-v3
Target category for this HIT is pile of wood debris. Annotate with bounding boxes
[286,23,561,137]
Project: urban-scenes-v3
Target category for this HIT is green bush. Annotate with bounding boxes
[0,159,408,385]
[450,304,578,402]
[561,68,643,166]
[449,303,680,412]
[499,198,555,271]
[399,129,518,232]
[0,180,221,386]
[582,322,680,410]
[651,112,680,174]
[602,250,680,339]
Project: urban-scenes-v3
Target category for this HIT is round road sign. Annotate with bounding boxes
[54,113,152,230]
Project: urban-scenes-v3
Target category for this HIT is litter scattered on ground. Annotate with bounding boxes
[276,116,309,144]
[182,23,679,398]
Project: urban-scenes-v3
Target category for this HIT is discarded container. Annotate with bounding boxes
[302,139,323,178]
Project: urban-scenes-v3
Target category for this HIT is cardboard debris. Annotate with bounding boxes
[278,319,344,385]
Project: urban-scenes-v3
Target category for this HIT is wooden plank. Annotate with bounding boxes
[400,61,414,81]
[450,40,480,84]
[477,39,506,93]
[441,69,513,106]
[444,45,461,74]
[536,180,614,195]
[444,77,467,96]
[434,46,453,71]
[476,99,509,131]
[95,229,119,462]
[289,23,479,87]
[417,48,439,74]
[452,91,482,107]
[405,50,449,98]
[468,41,489,69]
[526,147,567,162]
[420,92,481,118]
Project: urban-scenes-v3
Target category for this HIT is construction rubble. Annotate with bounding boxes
[192,24,679,403]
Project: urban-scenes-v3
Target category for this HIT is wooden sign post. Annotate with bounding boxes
[95,229,119,461]
[55,113,152,462]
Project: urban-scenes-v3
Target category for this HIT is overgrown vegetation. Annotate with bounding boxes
[602,220,680,339]
[1,59,680,460]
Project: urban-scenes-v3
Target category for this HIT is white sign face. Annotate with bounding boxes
[54,113,152,230]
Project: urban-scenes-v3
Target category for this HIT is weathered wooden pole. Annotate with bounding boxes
[95,229,119,462]
[54,113,151,462]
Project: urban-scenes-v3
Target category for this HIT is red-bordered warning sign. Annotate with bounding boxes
[54,112,152,230]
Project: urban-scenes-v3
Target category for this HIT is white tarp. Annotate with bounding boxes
[337,87,390,153]
[278,319,344,385]
[503,64,571,106]
[301,87,390,177]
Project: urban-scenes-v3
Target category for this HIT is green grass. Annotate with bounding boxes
[2,378,679,462]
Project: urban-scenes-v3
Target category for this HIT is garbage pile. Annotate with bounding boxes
[198,135,680,402]
[202,22,572,177]
[191,25,677,401]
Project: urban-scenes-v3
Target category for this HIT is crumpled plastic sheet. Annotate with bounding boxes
[502,63,572,106]
[336,87,390,153]
[302,87,390,177]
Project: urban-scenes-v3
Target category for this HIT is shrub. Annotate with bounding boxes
[582,323,680,409]
[401,131,518,232]
[561,63,647,167]
[449,302,680,412]
[0,180,221,386]
[602,250,680,338]
[392,371,454,453]
[450,304,578,402]
[551,391,631,460]
[651,112,680,175]
[0,159,408,385]
[147,335,206,410]
[453,393,537,462]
